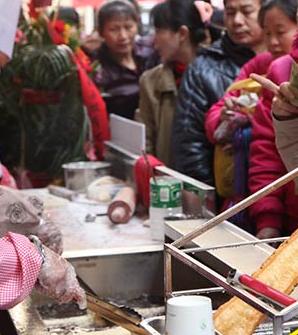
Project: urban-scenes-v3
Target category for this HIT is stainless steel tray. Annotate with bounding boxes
[165,219,274,275]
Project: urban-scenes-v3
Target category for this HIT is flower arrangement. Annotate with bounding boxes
[0,8,87,187]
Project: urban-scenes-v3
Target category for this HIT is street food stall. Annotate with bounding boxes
[2,1,298,335]
[3,114,298,335]
[3,115,214,334]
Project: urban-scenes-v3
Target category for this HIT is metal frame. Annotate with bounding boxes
[104,141,298,334]
[165,243,298,335]
[164,168,298,335]
[172,168,298,248]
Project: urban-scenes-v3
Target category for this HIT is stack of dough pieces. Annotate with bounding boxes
[87,176,125,203]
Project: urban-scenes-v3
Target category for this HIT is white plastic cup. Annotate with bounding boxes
[165,296,214,335]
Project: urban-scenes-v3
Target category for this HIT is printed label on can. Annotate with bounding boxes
[150,178,182,208]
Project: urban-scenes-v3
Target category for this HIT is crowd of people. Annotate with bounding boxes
[89,0,297,237]
[0,0,298,310]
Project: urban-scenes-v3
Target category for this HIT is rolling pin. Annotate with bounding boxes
[48,185,77,201]
[107,187,136,224]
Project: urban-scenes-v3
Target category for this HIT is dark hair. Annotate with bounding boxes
[258,0,297,27]
[224,0,264,5]
[150,2,169,29]
[127,0,141,16]
[98,0,139,33]
[150,0,206,45]
[209,8,225,41]
[50,7,80,28]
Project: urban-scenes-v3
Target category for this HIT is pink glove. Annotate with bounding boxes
[35,246,87,309]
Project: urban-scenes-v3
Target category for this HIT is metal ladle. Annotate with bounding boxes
[85,212,107,223]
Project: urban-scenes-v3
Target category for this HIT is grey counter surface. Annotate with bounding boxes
[23,188,163,258]
[7,189,163,335]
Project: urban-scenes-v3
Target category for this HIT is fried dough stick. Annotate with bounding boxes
[214,229,298,335]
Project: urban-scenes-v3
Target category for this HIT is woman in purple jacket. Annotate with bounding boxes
[93,1,156,120]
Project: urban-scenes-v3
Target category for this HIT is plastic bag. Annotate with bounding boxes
[214,145,234,198]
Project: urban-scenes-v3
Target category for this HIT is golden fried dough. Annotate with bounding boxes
[214,229,298,335]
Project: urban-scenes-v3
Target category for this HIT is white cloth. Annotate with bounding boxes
[0,0,22,58]
[273,115,298,192]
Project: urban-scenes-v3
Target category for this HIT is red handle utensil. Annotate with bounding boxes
[227,269,296,307]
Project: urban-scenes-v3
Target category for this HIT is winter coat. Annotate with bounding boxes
[249,55,298,235]
[203,52,273,230]
[139,64,177,166]
[172,34,255,185]
[93,38,157,120]
[205,52,273,144]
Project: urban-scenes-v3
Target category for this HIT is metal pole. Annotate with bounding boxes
[166,244,278,317]
[172,168,298,248]
[172,287,225,296]
[164,245,173,301]
[272,316,283,335]
[182,237,289,253]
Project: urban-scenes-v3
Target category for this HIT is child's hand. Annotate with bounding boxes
[256,227,280,240]
[250,74,298,119]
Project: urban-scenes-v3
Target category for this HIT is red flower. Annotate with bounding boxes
[32,0,52,7]
[28,0,38,19]
[15,29,25,44]
[53,20,66,34]
[28,0,52,18]
[47,20,65,45]
[75,48,92,73]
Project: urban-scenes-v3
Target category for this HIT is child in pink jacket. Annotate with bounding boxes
[204,0,297,229]
[249,42,298,239]
[205,0,297,146]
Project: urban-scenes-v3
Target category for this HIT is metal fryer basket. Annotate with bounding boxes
[141,316,298,335]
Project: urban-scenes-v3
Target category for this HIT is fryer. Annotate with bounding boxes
[4,134,297,335]
[164,168,298,335]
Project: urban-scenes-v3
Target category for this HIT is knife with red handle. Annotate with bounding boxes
[227,268,296,307]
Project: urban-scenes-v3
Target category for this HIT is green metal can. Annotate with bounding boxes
[150,176,182,209]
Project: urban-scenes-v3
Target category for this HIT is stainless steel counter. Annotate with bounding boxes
[25,189,163,258]
[6,189,164,335]
[6,190,290,334]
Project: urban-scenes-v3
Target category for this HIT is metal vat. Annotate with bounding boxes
[62,161,111,191]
